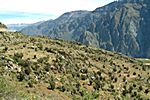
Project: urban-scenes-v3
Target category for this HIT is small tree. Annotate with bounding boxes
[2,46,8,53]
[47,76,55,90]
[47,81,55,90]
[144,89,149,94]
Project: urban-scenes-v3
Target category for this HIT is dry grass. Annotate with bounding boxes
[0,31,149,99]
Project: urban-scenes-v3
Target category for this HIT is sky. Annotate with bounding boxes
[0,0,114,24]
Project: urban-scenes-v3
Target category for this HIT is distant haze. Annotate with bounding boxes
[0,0,114,24]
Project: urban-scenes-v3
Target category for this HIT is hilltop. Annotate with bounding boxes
[21,0,150,58]
[0,22,7,32]
[0,22,7,28]
[0,31,149,99]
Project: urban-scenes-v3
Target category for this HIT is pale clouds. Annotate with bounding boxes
[0,0,114,16]
[0,0,114,24]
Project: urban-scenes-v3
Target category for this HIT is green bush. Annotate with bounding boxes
[57,85,66,92]
[36,43,43,50]
[28,81,34,88]
[47,81,55,90]
[18,59,30,67]
[13,53,24,64]
[47,76,55,90]
[144,89,149,94]
[14,53,23,59]
[33,55,36,59]
[24,67,32,75]
[17,72,25,81]
[37,57,49,63]
[80,68,88,74]
[2,46,8,53]
[80,74,87,80]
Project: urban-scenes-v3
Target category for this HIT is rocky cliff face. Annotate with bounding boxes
[21,0,150,58]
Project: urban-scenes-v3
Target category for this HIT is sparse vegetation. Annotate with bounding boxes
[0,31,149,99]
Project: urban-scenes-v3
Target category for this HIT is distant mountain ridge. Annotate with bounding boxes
[21,0,150,58]
[7,23,30,32]
[7,21,45,32]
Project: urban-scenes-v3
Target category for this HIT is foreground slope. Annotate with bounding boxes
[0,31,150,99]
[21,0,150,58]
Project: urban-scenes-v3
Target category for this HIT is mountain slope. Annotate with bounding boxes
[0,30,150,99]
[21,0,150,58]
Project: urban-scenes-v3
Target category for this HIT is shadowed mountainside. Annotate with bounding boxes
[21,0,150,58]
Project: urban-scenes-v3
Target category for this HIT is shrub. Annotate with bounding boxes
[93,80,102,90]
[113,67,117,72]
[2,46,8,52]
[17,72,25,81]
[44,65,50,72]
[75,82,81,91]
[138,86,143,91]
[123,76,126,82]
[102,65,105,68]
[110,84,114,90]
[128,86,133,93]
[14,53,23,59]
[131,91,137,97]
[144,89,149,94]
[97,71,101,76]
[57,85,66,92]
[47,81,55,90]
[33,55,36,59]
[133,72,136,75]
[60,77,65,83]
[13,53,24,64]
[36,43,43,50]
[80,74,87,80]
[47,76,55,90]
[80,68,88,74]
[45,47,56,54]
[23,44,26,48]
[37,57,49,63]
[28,81,34,88]
[114,77,118,83]
[122,90,127,96]
[18,59,30,67]
[133,84,136,88]
[24,67,32,75]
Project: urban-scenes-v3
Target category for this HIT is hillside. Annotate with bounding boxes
[0,31,149,99]
[0,22,7,29]
[21,0,150,58]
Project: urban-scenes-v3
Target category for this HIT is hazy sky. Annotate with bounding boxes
[0,0,114,24]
